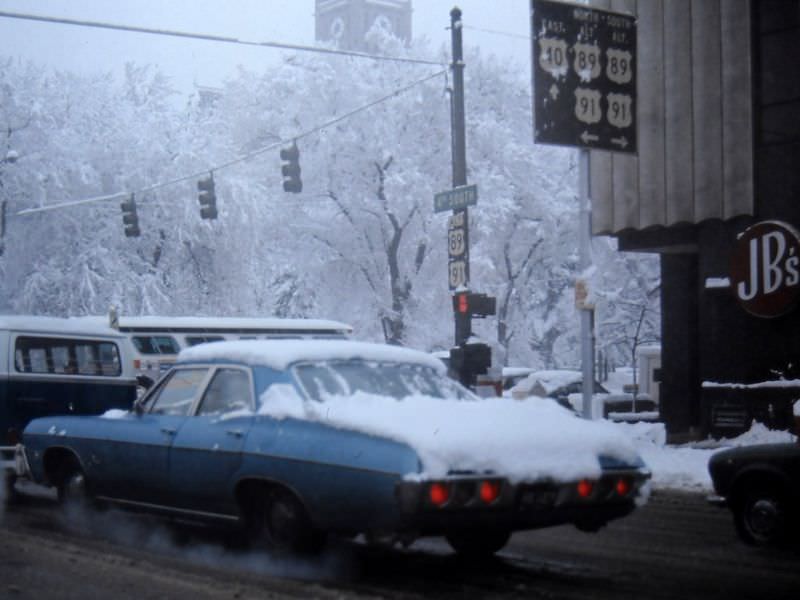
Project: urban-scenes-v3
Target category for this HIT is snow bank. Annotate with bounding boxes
[611,421,798,492]
[258,386,641,484]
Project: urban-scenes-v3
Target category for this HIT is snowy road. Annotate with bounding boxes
[1,491,798,599]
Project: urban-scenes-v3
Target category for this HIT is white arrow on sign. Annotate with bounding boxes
[611,136,629,148]
[549,84,559,100]
[580,130,599,144]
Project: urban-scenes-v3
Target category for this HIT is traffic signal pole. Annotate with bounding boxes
[450,7,469,347]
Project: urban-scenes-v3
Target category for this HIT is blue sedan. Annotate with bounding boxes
[18,340,650,556]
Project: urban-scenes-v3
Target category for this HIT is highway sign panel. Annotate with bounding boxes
[531,0,637,153]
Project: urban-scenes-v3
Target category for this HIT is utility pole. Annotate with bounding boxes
[444,7,496,390]
[450,6,469,347]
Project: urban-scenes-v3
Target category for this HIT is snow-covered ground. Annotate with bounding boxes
[612,420,797,493]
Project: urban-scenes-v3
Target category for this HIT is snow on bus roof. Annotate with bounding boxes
[0,315,125,338]
[178,339,446,372]
[71,315,353,333]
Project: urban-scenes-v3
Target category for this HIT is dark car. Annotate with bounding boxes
[707,443,800,546]
[17,339,650,556]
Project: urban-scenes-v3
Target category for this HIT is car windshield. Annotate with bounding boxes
[293,360,475,402]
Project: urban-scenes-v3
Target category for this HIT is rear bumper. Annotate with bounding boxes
[395,469,649,534]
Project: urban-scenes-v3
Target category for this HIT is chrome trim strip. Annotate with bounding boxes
[95,495,240,522]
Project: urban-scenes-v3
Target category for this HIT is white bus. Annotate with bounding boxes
[71,315,353,382]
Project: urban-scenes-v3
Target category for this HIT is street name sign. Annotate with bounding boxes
[434,184,478,214]
[531,0,637,153]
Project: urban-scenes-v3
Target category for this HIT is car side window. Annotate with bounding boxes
[149,368,208,416]
[197,368,252,416]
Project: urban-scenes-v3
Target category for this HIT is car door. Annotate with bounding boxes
[92,367,210,504]
[168,366,255,515]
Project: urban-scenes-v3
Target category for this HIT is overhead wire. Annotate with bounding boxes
[14,67,449,216]
[0,10,443,66]
[462,25,531,42]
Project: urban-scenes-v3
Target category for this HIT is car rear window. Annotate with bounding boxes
[294,361,475,402]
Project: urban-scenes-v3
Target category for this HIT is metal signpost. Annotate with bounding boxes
[531,0,637,419]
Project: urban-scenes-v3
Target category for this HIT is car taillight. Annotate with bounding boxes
[615,478,631,496]
[429,482,450,507]
[479,480,501,504]
[577,479,594,498]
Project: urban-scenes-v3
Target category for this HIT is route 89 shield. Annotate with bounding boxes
[448,212,468,290]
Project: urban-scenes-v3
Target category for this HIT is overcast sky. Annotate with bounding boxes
[0,1,532,94]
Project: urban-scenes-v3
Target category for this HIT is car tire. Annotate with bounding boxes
[445,529,511,557]
[262,489,326,554]
[57,466,91,509]
[733,485,791,546]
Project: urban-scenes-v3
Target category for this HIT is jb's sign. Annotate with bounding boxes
[730,221,800,318]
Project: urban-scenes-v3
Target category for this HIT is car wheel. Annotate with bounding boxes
[262,489,326,554]
[57,467,91,509]
[734,486,790,546]
[445,529,511,557]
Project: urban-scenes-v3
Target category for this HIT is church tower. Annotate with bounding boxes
[315,0,412,51]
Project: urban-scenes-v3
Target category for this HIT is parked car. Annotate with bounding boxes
[17,340,650,556]
[708,443,800,546]
[510,369,658,417]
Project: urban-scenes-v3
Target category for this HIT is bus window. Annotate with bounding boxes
[29,348,48,373]
[98,342,121,375]
[50,345,72,373]
[184,335,226,346]
[13,336,122,377]
[131,335,180,355]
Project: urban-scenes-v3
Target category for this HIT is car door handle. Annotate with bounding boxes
[226,429,244,438]
[160,427,177,436]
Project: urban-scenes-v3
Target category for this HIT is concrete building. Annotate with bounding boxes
[590,0,800,440]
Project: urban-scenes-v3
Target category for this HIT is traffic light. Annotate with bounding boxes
[120,194,140,238]
[197,174,218,220]
[280,143,302,193]
[452,291,497,318]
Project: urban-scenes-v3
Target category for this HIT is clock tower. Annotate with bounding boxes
[315,0,412,51]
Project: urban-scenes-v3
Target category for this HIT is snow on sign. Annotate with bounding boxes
[531,0,637,153]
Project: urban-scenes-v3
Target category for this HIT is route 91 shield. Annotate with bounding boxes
[531,0,637,154]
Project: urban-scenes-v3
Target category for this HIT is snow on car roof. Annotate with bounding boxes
[0,315,126,338]
[72,315,352,333]
[177,339,447,372]
[514,369,582,395]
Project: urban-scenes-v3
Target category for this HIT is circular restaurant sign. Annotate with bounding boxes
[730,220,800,318]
